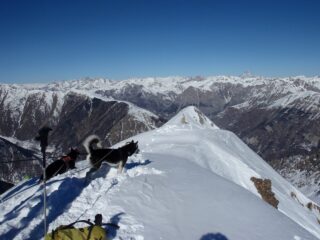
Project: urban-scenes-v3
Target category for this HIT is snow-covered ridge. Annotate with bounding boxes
[262,90,320,120]
[83,91,161,128]
[0,135,41,153]
[163,105,219,130]
[127,103,159,127]
[1,106,320,239]
[131,107,320,239]
[269,91,320,108]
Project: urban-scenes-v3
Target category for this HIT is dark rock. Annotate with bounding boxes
[0,180,14,195]
[251,177,279,209]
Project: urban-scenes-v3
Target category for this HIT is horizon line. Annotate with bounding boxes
[2,73,320,85]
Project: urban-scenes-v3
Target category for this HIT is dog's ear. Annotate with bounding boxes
[73,147,79,152]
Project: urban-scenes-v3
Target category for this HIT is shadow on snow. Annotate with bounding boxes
[0,177,39,203]
[200,233,229,240]
[106,212,125,239]
[125,159,152,170]
[1,177,85,239]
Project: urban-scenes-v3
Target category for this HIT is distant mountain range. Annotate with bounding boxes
[1,75,320,202]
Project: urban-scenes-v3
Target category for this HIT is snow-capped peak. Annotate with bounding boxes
[163,105,219,130]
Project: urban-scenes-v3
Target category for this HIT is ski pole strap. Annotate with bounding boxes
[55,219,118,229]
[62,219,94,229]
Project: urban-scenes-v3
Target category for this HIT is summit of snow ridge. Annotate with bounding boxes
[163,106,219,130]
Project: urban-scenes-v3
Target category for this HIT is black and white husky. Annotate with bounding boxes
[83,135,139,173]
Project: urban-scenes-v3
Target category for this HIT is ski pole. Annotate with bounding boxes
[35,126,52,237]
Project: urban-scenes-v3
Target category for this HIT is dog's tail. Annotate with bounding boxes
[83,135,101,157]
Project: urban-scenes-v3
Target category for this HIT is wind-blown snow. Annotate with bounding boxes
[1,106,320,240]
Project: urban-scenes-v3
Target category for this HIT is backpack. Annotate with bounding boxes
[44,220,107,240]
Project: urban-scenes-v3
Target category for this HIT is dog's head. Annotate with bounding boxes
[126,140,139,156]
[68,147,80,159]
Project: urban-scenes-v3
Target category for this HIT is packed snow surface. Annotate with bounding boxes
[1,106,320,240]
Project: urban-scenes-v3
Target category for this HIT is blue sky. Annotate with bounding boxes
[1,0,320,83]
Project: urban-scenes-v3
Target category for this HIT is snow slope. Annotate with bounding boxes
[1,106,320,240]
